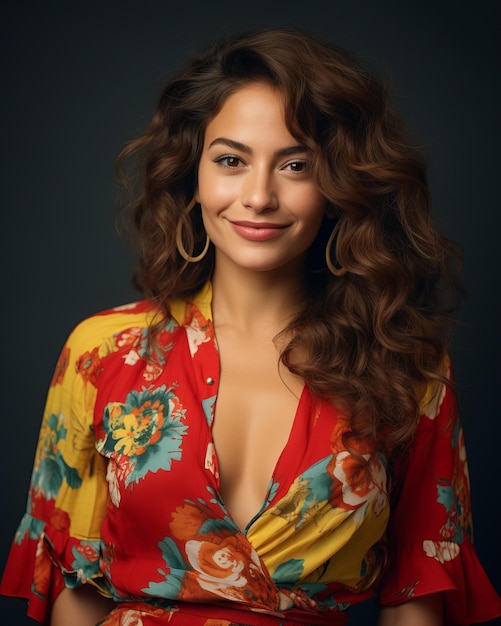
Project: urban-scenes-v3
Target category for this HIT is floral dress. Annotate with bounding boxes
[1,282,500,625]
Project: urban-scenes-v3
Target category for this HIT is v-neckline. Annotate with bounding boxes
[241,384,309,534]
[209,377,309,535]
[181,283,310,533]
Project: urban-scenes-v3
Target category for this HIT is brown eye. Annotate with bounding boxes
[215,155,243,168]
[286,160,308,172]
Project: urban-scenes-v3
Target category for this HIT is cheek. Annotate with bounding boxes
[198,175,238,212]
[296,192,327,230]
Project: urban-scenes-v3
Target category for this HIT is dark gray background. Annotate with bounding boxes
[1,1,499,624]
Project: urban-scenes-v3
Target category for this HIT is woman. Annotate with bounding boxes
[1,28,500,626]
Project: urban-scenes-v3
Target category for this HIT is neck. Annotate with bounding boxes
[210,257,306,336]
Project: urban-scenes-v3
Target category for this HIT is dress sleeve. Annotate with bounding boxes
[0,319,111,624]
[377,364,501,624]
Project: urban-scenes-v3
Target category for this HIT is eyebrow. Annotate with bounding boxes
[208,137,310,157]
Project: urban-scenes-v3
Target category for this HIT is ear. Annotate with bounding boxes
[194,187,200,203]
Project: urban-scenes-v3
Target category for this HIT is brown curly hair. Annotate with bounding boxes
[116,28,462,452]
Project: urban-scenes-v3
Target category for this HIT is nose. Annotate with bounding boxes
[240,165,278,212]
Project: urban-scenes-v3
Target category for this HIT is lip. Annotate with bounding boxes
[228,220,290,241]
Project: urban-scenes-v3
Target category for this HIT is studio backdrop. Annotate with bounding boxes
[1,2,499,624]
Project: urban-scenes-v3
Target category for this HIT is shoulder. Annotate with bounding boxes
[60,284,213,376]
[63,299,162,360]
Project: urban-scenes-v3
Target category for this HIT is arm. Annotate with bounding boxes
[378,593,443,626]
[378,363,501,623]
[0,317,117,624]
[51,585,116,626]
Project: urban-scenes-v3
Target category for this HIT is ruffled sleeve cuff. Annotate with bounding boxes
[378,536,501,624]
[0,513,108,624]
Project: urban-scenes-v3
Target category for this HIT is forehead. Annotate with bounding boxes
[203,83,294,146]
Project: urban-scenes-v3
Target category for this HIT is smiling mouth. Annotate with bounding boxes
[230,220,289,229]
[228,220,289,241]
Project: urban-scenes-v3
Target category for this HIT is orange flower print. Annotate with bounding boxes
[147,500,278,609]
[49,507,71,533]
[143,360,164,382]
[328,451,388,522]
[116,326,167,381]
[184,533,276,606]
[184,304,213,356]
[329,418,373,457]
[115,327,143,350]
[117,328,146,371]
[106,456,133,507]
[32,536,52,600]
[76,347,102,386]
[50,346,70,387]
[170,502,211,542]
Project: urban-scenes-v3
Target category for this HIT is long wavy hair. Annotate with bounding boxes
[116,28,462,453]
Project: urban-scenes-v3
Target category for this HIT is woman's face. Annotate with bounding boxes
[196,83,326,275]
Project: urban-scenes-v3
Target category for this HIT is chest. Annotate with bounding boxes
[211,331,304,530]
[95,322,313,531]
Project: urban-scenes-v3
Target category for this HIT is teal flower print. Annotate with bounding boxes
[99,385,188,485]
[31,413,82,499]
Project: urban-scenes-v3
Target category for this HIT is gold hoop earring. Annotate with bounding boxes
[325,220,347,277]
[176,198,210,263]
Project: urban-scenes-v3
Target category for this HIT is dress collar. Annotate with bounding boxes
[169,281,213,327]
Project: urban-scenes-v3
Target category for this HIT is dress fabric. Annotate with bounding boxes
[1,282,500,625]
